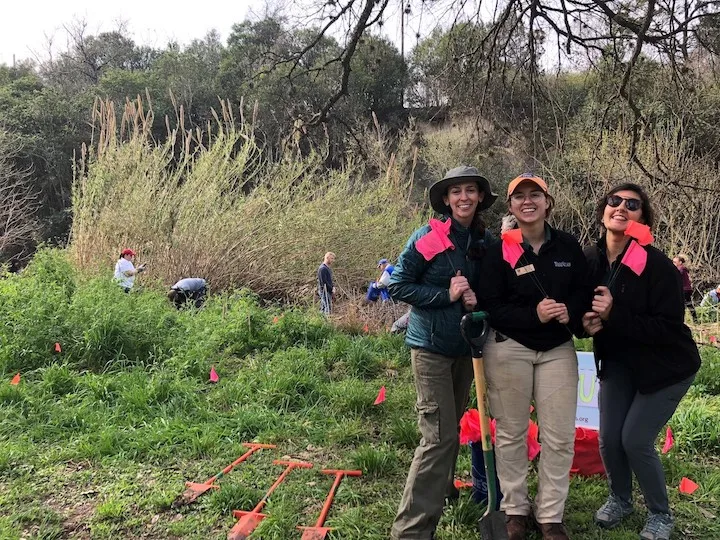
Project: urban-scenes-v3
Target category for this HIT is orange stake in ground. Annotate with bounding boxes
[227,460,313,540]
[297,469,362,540]
[177,443,276,506]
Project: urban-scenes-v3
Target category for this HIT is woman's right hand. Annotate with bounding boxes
[449,271,469,302]
[536,298,566,323]
[582,312,603,335]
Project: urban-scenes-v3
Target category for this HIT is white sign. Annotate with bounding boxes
[576,352,600,430]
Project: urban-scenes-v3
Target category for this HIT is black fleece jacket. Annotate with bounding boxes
[477,225,591,351]
[585,238,700,394]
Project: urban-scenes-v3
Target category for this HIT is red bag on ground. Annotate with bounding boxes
[570,427,605,477]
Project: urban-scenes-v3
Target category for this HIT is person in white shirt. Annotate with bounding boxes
[113,249,146,292]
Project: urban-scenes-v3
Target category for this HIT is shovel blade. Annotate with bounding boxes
[479,510,509,540]
[227,512,268,540]
[298,526,333,540]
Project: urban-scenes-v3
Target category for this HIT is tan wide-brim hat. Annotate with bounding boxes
[429,165,498,215]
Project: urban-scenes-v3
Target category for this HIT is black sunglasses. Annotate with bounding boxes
[607,195,642,212]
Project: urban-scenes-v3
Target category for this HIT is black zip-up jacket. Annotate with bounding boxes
[585,239,700,394]
[477,225,590,351]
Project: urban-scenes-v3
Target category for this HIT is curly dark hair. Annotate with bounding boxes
[594,183,655,229]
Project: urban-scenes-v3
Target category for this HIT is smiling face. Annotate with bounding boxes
[508,181,550,226]
[602,189,644,233]
[442,181,483,226]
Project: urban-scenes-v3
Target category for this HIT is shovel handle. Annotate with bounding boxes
[472,354,501,515]
[472,356,493,453]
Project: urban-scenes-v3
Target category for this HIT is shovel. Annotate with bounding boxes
[176,442,276,506]
[461,311,508,540]
[297,468,362,539]
[227,459,313,540]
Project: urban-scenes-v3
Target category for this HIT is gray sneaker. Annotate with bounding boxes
[639,512,674,540]
[594,494,634,529]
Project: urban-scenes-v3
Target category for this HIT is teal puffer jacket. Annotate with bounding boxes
[389,218,490,357]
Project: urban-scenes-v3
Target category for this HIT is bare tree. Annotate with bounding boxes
[0,130,41,264]
[263,0,720,172]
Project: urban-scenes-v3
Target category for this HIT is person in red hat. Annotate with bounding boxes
[113,248,146,292]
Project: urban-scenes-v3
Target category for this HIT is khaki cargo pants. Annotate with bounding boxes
[483,331,578,523]
[391,348,473,540]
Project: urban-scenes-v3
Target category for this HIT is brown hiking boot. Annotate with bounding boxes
[539,522,570,540]
[506,515,529,540]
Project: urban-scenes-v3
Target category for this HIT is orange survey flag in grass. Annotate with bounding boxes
[679,477,699,495]
[373,386,386,405]
[662,426,674,454]
[10,373,20,385]
[54,342,62,353]
[209,366,219,383]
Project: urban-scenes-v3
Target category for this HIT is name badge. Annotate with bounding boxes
[515,264,536,276]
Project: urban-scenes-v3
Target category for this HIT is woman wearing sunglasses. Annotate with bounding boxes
[583,183,700,540]
[476,173,589,540]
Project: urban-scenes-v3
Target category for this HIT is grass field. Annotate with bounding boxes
[1,251,719,539]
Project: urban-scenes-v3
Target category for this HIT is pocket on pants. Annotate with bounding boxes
[417,401,440,445]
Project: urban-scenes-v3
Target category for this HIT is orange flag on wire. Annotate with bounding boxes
[363,324,369,333]
[453,479,473,489]
[624,220,654,246]
[679,477,699,495]
[209,366,219,383]
[54,342,62,353]
[10,373,20,385]
[272,316,279,324]
[373,386,386,405]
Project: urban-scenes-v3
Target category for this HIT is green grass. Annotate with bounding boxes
[1,255,719,538]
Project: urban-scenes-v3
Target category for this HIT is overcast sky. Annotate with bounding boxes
[0,0,267,66]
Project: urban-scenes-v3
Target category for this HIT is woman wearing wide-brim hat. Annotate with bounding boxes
[389,165,497,540]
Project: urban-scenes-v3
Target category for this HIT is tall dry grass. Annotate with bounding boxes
[70,99,428,298]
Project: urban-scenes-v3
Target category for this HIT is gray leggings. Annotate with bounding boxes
[599,361,694,515]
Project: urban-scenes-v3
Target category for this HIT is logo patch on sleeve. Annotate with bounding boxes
[554,261,571,268]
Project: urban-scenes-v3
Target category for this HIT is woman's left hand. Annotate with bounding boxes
[462,289,477,311]
[554,303,570,324]
[592,286,613,321]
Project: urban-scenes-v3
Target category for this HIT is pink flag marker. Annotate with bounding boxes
[373,386,386,405]
[679,477,699,495]
[54,342,62,353]
[620,240,648,276]
[415,219,455,261]
[662,426,674,454]
[209,366,219,383]
[10,373,20,385]
[710,335,717,344]
[501,229,525,268]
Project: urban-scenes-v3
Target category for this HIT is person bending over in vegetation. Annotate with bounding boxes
[364,258,395,303]
[317,251,335,315]
[583,184,700,540]
[113,248,146,293]
[168,278,207,309]
[700,284,720,307]
[476,173,590,540]
[389,165,496,540]
[672,255,697,323]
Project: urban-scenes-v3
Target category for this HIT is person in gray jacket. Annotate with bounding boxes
[389,165,496,540]
[168,278,207,309]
